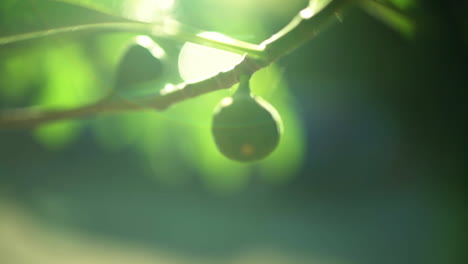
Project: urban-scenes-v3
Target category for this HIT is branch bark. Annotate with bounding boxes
[0,0,354,130]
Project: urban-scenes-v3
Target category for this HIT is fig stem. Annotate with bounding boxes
[235,74,251,96]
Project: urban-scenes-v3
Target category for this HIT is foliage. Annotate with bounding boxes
[0,0,414,191]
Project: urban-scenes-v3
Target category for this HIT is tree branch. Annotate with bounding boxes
[0,56,264,129]
[0,0,355,130]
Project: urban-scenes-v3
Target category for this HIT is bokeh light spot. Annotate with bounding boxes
[178,32,243,82]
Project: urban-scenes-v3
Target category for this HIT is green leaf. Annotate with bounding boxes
[0,1,263,60]
[31,43,99,148]
[359,0,415,37]
[387,0,416,10]
[52,0,264,56]
[52,0,173,22]
[34,120,80,150]
[0,0,128,38]
[51,0,124,18]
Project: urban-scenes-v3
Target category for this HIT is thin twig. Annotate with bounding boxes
[0,56,264,129]
[261,0,354,60]
[0,20,264,58]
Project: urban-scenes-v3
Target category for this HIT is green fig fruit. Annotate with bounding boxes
[115,38,164,90]
[211,76,282,162]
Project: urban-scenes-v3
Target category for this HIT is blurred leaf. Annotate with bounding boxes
[0,48,43,102]
[387,0,416,10]
[38,44,100,108]
[52,0,124,17]
[31,43,100,149]
[93,113,142,151]
[53,0,175,22]
[0,0,260,59]
[34,121,80,150]
[0,0,133,57]
[0,0,127,37]
[360,0,415,38]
